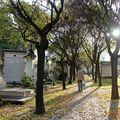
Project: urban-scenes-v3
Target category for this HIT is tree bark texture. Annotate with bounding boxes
[61,60,66,90]
[111,55,119,99]
[97,54,102,86]
[69,61,75,84]
[92,62,95,80]
[94,62,98,83]
[69,66,72,84]
[36,46,45,114]
[35,35,48,114]
[73,61,76,81]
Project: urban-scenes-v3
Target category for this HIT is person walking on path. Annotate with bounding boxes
[76,69,84,91]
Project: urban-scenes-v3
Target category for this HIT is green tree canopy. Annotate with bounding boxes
[0,3,24,50]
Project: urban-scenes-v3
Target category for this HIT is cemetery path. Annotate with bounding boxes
[0,80,120,120]
[49,82,120,120]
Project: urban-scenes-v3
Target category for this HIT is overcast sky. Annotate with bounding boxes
[24,0,47,5]
[24,0,32,3]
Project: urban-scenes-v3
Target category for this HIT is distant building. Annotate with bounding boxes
[100,57,120,78]
[101,61,111,78]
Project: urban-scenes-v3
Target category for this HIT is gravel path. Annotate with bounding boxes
[50,82,120,120]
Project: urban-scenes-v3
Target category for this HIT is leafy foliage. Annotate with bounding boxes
[21,74,33,88]
[0,3,24,49]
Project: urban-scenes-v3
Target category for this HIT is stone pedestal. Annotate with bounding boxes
[0,88,34,102]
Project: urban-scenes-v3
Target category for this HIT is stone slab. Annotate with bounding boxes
[1,96,34,102]
[0,88,34,98]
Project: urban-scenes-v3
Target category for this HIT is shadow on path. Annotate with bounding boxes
[45,84,76,95]
[46,82,95,107]
[69,87,100,110]
[48,85,100,120]
[108,99,119,120]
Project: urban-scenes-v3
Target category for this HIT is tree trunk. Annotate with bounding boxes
[94,62,98,83]
[35,35,48,114]
[91,62,95,80]
[111,54,119,100]
[73,61,76,81]
[61,60,66,90]
[35,46,45,114]
[97,54,102,86]
[68,64,73,84]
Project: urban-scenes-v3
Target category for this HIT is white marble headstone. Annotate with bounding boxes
[3,52,26,83]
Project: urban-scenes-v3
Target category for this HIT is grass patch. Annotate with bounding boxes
[91,78,120,87]
[103,79,112,86]
[46,99,57,105]
[0,117,12,120]
[1,76,120,120]
[0,83,79,120]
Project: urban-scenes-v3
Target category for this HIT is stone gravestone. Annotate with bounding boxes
[3,51,26,83]
[0,50,35,103]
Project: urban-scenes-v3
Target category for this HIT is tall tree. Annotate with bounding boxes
[82,26,106,85]
[64,6,89,83]
[8,0,64,114]
[81,0,120,99]
[50,18,87,84]
[48,39,67,90]
[68,0,106,85]
[90,27,106,86]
